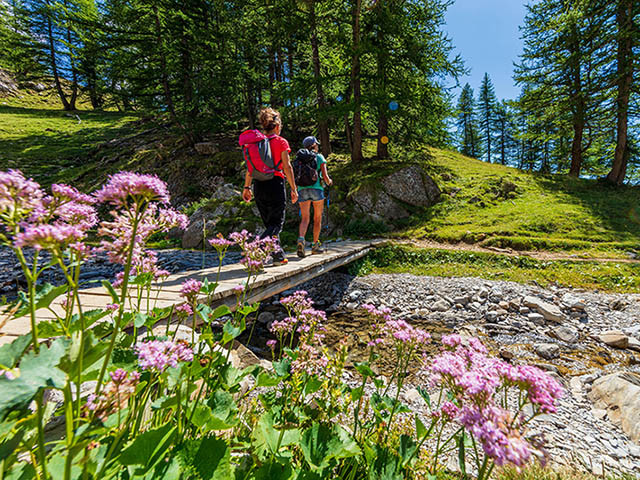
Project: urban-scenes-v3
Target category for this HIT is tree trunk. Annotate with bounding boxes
[350,0,363,163]
[44,3,71,111]
[568,27,584,178]
[310,0,331,156]
[377,113,389,159]
[343,85,353,153]
[152,5,189,141]
[606,0,633,185]
[500,119,506,165]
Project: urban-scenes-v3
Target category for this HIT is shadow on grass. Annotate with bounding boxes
[529,173,640,245]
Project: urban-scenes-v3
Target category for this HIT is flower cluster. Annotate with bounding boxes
[291,342,329,377]
[14,224,84,251]
[0,170,44,218]
[208,233,234,259]
[230,230,278,273]
[94,172,170,206]
[383,319,430,348]
[135,340,193,372]
[179,278,202,302]
[85,368,140,421]
[427,335,564,467]
[175,303,194,316]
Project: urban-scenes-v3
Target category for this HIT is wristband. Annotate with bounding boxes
[244,186,251,190]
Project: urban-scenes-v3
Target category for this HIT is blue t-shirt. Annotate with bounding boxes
[298,153,326,191]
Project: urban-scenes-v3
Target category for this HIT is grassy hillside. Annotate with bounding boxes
[328,146,640,259]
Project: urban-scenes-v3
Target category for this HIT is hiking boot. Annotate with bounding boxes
[296,238,306,258]
[311,241,324,255]
[272,250,289,266]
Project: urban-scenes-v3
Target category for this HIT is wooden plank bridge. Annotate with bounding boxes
[0,240,384,345]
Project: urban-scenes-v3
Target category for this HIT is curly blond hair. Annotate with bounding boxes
[259,107,281,132]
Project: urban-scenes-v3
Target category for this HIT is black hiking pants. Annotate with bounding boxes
[253,176,286,257]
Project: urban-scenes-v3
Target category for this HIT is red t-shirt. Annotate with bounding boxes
[268,134,290,179]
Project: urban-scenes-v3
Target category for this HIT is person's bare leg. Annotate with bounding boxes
[299,201,311,238]
[312,200,324,244]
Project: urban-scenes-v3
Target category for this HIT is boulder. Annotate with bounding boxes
[0,69,18,96]
[589,372,640,443]
[351,188,409,221]
[523,296,565,323]
[596,330,629,349]
[534,343,560,360]
[550,326,580,344]
[381,165,441,207]
[194,142,219,155]
[182,206,227,249]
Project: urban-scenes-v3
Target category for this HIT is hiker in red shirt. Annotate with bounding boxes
[241,108,298,265]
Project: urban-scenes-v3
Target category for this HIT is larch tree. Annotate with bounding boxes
[477,72,497,163]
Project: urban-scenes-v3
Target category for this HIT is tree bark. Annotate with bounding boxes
[568,26,584,178]
[310,0,331,156]
[606,0,633,185]
[44,1,71,111]
[62,0,78,110]
[350,0,363,163]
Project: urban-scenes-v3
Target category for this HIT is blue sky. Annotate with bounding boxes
[444,0,528,102]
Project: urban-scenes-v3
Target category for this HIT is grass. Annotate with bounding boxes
[327,144,640,259]
[350,245,640,293]
[0,91,140,186]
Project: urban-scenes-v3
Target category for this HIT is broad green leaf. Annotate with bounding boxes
[251,413,300,459]
[0,334,32,368]
[398,435,417,467]
[415,415,427,439]
[354,361,376,378]
[273,358,291,377]
[351,386,364,402]
[207,390,238,429]
[300,423,361,471]
[119,424,176,475]
[0,424,24,461]
[188,436,232,480]
[3,461,36,480]
[0,338,68,416]
[252,461,294,480]
[303,377,323,396]
[14,283,68,318]
[211,305,232,320]
[222,320,244,343]
[369,445,403,480]
[134,312,147,328]
[256,371,281,387]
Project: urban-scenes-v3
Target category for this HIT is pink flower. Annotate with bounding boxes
[55,202,98,231]
[158,207,189,231]
[232,285,245,294]
[267,339,277,349]
[110,368,128,384]
[442,334,463,348]
[180,279,202,300]
[0,170,44,215]
[176,303,193,316]
[135,340,193,372]
[209,235,234,250]
[106,303,119,312]
[14,224,84,251]
[51,184,95,204]
[94,171,170,206]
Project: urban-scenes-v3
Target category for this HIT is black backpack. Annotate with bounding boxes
[293,149,319,187]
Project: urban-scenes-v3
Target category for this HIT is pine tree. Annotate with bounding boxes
[477,73,497,162]
[456,84,481,158]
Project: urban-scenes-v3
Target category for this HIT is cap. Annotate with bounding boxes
[302,136,319,149]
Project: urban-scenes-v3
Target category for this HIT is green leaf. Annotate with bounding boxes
[0,334,31,368]
[207,390,238,428]
[3,461,36,480]
[134,312,148,328]
[300,423,361,471]
[256,371,281,387]
[415,415,427,439]
[0,424,24,461]
[119,424,176,475]
[351,386,364,402]
[273,358,291,377]
[251,413,300,459]
[369,445,403,480]
[14,283,68,318]
[102,279,120,303]
[190,436,232,480]
[222,319,244,343]
[354,361,376,378]
[416,387,431,408]
[252,461,294,480]
[398,435,416,467]
[303,377,323,396]
[0,338,68,416]
[211,305,232,320]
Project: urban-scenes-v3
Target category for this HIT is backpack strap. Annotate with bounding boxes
[266,134,283,171]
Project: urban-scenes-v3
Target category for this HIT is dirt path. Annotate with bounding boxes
[391,239,640,264]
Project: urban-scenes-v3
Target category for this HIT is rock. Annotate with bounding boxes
[346,302,358,310]
[589,372,640,443]
[453,295,470,305]
[229,342,262,369]
[610,298,628,311]
[628,337,640,352]
[381,164,441,207]
[194,142,219,155]
[498,301,510,310]
[535,343,560,360]
[519,306,530,314]
[592,408,607,420]
[499,349,514,361]
[523,296,565,323]
[349,290,362,301]
[151,324,199,344]
[485,311,498,322]
[550,326,580,343]
[527,312,545,324]
[257,311,274,325]
[351,187,409,221]
[402,387,422,404]
[596,330,629,349]
[432,299,451,312]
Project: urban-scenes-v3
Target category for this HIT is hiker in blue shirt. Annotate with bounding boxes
[296,136,332,257]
